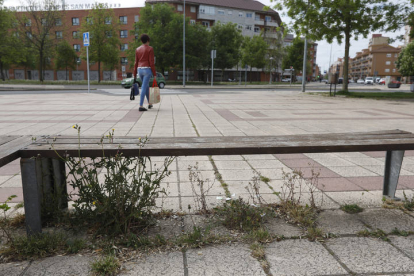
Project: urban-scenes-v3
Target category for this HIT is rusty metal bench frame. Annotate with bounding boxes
[1,130,414,236]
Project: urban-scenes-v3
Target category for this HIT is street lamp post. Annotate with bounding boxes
[183,0,186,87]
[269,57,274,85]
[302,38,308,92]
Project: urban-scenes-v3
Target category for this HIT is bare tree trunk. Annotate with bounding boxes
[66,65,68,80]
[39,51,43,82]
[98,61,101,83]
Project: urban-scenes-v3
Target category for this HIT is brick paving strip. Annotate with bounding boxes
[1,89,414,275]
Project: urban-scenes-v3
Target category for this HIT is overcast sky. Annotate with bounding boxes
[3,0,406,72]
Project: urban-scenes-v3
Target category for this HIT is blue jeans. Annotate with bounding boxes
[138,68,152,106]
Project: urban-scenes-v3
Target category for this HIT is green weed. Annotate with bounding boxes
[90,255,120,276]
[340,204,363,214]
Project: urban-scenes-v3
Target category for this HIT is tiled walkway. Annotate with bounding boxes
[1,89,414,209]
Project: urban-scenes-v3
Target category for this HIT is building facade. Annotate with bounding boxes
[349,34,402,80]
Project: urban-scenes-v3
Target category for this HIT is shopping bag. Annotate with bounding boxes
[129,83,139,100]
[149,79,161,104]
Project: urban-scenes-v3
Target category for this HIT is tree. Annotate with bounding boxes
[396,41,414,78]
[264,29,286,82]
[54,40,77,80]
[80,3,120,82]
[15,0,63,82]
[271,0,412,91]
[185,22,211,77]
[241,35,268,82]
[128,3,183,75]
[210,22,243,80]
[282,37,311,80]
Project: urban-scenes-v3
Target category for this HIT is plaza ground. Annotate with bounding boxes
[1,84,414,275]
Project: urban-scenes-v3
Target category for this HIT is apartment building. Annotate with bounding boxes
[349,34,401,80]
[7,7,140,81]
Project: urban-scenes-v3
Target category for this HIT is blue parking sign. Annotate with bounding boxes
[83,32,90,46]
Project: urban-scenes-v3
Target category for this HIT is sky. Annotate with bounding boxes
[3,0,407,73]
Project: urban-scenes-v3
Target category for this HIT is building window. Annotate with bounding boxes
[106,31,112,38]
[202,21,210,28]
[119,16,127,24]
[238,24,243,30]
[72,31,79,39]
[385,61,391,65]
[177,4,183,11]
[265,16,271,22]
[218,10,225,15]
[190,6,196,13]
[73,44,81,52]
[25,19,31,26]
[246,13,253,18]
[255,15,260,21]
[26,32,32,39]
[86,17,93,25]
[239,12,243,17]
[199,5,215,15]
[120,44,128,51]
[72,18,79,26]
[385,68,390,72]
[246,25,252,31]
[190,19,196,25]
[56,18,62,26]
[254,27,260,33]
[134,15,139,22]
[105,17,112,24]
[386,53,392,57]
[393,68,396,72]
[120,30,128,38]
[121,57,128,64]
[76,57,81,64]
[41,18,46,25]
[56,31,62,39]
[228,11,232,15]
[394,53,398,58]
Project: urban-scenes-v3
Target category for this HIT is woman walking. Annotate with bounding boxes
[133,34,156,112]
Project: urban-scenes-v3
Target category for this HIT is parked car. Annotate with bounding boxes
[322,79,329,84]
[349,79,355,83]
[357,79,365,84]
[121,72,166,89]
[364,77,374,85]
[388,80,401,88]
[378,78,386,85]
[281,78,291,82]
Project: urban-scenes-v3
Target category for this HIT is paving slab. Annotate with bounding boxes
[390,236,414,259]
[23,255,93,276]
[0,261,30,276]
[264,217,303,237]
[186,244,266,276]
[266,239,347,275]
[121,251,184,276]
[327,237,414,274]
[317,209,368,235]
[356,209,414,233]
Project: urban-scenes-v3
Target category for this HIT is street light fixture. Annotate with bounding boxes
[269,57,274,85]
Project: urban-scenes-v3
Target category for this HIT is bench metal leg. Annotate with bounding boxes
[383,150,405,200]
[21,158,42,236]
[52,159,68,209]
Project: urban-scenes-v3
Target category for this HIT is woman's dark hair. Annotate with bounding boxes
[140,34,150,44]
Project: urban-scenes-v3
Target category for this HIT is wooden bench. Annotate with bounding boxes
[2,130,414,235]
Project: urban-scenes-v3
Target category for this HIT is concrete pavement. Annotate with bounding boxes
[1,87,414,275]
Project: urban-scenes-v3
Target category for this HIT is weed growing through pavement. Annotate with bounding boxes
[340,204,364,214]
[245,171,267,205]
[52,127,176,236]
[390,228,412,237]
[188,163,215,214]
[90,255,120,276]
[0,195,18,244]
[357,229,389,241]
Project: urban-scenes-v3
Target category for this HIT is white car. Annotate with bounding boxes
[281,78,291,82]
[349,79,355,83]
[364,77,374,85]
[357,79,365,84]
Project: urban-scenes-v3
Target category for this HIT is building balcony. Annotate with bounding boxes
[264,20,278,27]
[264,32,279,38]
[255,19,265,26]
[197,13,215,21]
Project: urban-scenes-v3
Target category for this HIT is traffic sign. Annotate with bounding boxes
[83,32,90,47]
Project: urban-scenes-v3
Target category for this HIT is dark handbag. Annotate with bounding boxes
[129,83,139,100]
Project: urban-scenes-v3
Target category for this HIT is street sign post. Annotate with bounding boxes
[211,50,216,87]
[83,32,90,93]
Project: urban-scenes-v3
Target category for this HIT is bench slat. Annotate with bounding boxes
[0,136,32,167]
[38,133,414,145]
[19,137,414,158]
